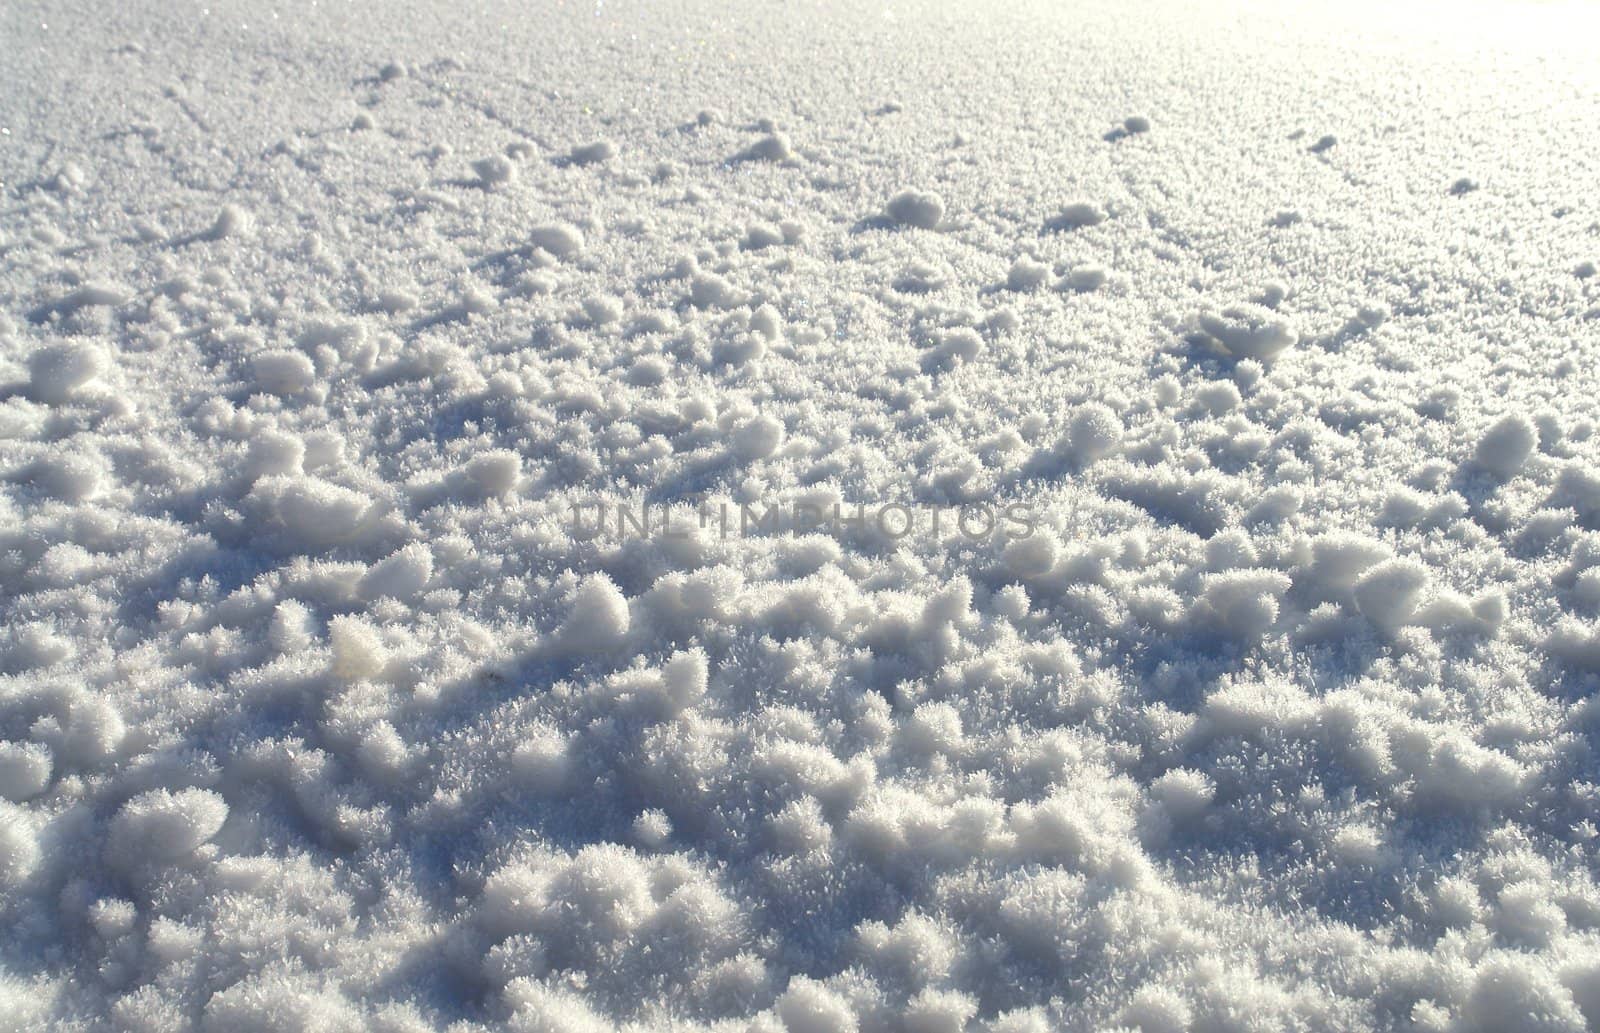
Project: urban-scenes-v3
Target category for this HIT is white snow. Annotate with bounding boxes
[1198,303,1299,361]
[1046,200,1108,231]
[108,789,229,865]
[249,349,317,396]
[1475,413,1539,478]
[739,132,794,162]
[27,341,107,403]
[567,139,616,165]
[5,1,1600,1030]
[885,189,945,230]
[471,153,517,188]
[0,743,51,802]
[528,222,585,258]
[554,573,631,653]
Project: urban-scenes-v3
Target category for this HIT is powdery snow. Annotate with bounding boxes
[4,0,1600,1031]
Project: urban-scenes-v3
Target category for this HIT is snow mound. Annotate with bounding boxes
[4,3,1596,1031]
[738,132,794,162]
[885,189,945,230]
[108,789,228,866]
[567,139,616,165]
[554,573,631,654]
[27,341,108,403]
[529,223,585,258]
[1198,303,1299,361]
[1045,201,1107,231]
[1474,414,1538,478]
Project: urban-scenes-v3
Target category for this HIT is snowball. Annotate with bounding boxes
[26,452,108,501]
[1199,304,1298,361]
[1046,201,1107,231]
[1475,414,1538,478]
[661,648,709,714]
[473,154,517,187]
[0,804,40,886]
[1353,558,1429,630]
[89,897,137,939]
[529,223,585,258]
[462,449,522,498]
[744,222,786,250]
[984,1010,1050,1033]
[922,327,983,371]
[203,204,252,241]
[1002,531,1060,579]
[776,977,857,1033]
[250,350,317,396]
[902,989,977,1033]
[246,430,306,479]
[38,283,131,323]
[1150,768,1213,820]
[201,965,362,1033]
[1007,256,1050,291]
[512,726,572,794]
[1194,380,1241,414]
[361,543,433,601]
[740,132,794,162]
[28,341,107,404]
[1492,881,1566,947]
[1330,825,1385,866]
[506,980,612,1033]
[886,189,944,230]
[556,573,631,653]
[3,624,73,670]
[1067,403,1122,464]
[1356,302,1390,328]
[1123,115,1152,134]
[1121,985,1192,1033]
[1307,531,1390,592]
[47,162,86,192]
[1457,955,1585,1033]
[247,476,379,548]
[62,699,126,766]
[731,414,785,460]
[329,615,389,680]
[357,722,412,783]
[632,810,672,849]
[1415,734,1527,810]
[689,271,750,309]
[1063,265,1108,291]
[1195,569,1291,640]
[1257,280,1290,307]
[0,743,51,801]
[770,797,832,854]
[1549,618,1600,671]
[568,139,616,165]
[904,701,964,756]
[1205,530,1258,570]
[582,294,623,325]
[268,599,315,654]
[108,788,228,865]
[750,304,783,341]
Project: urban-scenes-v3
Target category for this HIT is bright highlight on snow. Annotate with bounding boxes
[3,0,1600,1031]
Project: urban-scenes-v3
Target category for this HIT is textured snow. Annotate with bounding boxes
[5,0,1600,1031]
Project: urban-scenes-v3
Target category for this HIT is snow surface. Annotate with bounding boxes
[4,0,1600,1030]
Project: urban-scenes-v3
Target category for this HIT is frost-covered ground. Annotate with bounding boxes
[4,0,1600,1029]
